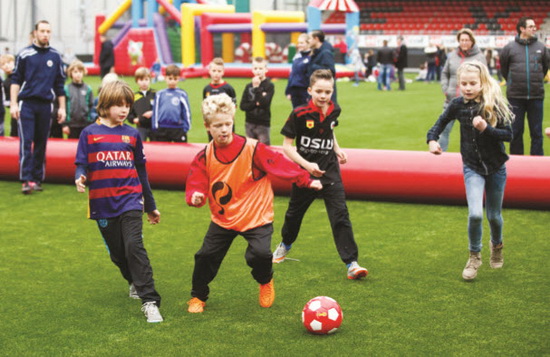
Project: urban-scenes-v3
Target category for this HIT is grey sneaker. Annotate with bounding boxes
[141,302,163,323]
[272,243,289,263]
[490,242,504,269]
[129,283,140,299]
[462,252,482,280]
[21,182,32,195]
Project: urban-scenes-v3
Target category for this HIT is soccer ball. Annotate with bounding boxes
[302,296,343,334]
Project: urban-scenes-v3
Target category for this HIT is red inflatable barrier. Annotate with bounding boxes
[0,137,548,209]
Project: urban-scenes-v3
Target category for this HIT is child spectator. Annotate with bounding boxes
[427,61,514,281]
[203,57,237,102]
[185,94,321,313]
[151,64,191,142]
[285,33,311,108]
[90,73,119,122]
[239,57,274,145]
[203,57,237,141]
[74,80,163,323]
[63,60,93,139]
[273,69,369,281]
[1,54,16,136]
[128,67,155,142]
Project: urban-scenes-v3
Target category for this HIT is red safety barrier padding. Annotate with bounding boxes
[1,137,548,209]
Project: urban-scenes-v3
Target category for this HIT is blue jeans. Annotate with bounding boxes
[508,98,544,156]
[377,64,392,90]
[463,164,507,253]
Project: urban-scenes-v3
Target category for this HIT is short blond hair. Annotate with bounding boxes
[253,56,267,65]
[210,57,224,68]
[66,60,87,79]
[0,54,15,64]
[96,80,134,118]
[134,67,151,80]
[201,93,235,125]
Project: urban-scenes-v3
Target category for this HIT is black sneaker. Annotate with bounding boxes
[21,182,32,194]
[30,181,43,192]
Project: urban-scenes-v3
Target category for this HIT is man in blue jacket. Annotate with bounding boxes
[500,17,549,156]
[307,30,337,103]
[10,20,66,194]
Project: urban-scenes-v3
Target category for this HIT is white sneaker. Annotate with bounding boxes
[272,243,289,263]
[347,261,368,280]
[462,252,482,280]
[141,302,163,323]
[129,284,140,299]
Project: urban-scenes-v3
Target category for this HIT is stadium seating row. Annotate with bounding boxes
[325,0,550,35]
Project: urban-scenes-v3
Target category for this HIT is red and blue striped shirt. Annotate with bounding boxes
[75,122,156,219]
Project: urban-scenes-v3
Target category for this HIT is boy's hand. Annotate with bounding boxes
[545,127,550,138]
[143,110,152,119]
[335,150,348,164]
[309,180,323,191]
[286,94,291,100]
[75,174,87,192]
[133,118,139,124]
[252,76,261,88]
[147,210,161,224]
[428,140,442,155]
[191,192,205,206]
[305,162,325,177]
[62,126,70,136]
[472,115,487,132]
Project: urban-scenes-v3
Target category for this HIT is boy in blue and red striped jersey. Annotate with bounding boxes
[74,80,163,323]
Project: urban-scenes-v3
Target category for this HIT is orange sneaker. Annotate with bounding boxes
[259,279,275,308]
[187,297,206,313]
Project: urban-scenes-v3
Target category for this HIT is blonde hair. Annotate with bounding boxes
[0,54,15,64]
[134,67,151,80]
[298,33,310,42]
[66,60,87,79]
[457,60,514,127]
[201,93,235,124]
[97,80,134,118]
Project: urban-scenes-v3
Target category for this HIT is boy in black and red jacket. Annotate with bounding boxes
[128,67,155,142]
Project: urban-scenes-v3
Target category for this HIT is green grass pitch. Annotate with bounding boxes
[1,75,549,355]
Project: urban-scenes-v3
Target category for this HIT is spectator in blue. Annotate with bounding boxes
[285,33,311,108]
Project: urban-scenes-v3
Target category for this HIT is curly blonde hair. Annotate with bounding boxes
[201,93,236,124]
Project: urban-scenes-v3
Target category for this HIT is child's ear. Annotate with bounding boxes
[307,86,312,95]
[204,122,210,131]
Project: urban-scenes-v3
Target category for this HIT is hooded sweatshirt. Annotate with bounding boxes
[440,44,487,101]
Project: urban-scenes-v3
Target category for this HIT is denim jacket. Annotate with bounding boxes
[427,97,513,175]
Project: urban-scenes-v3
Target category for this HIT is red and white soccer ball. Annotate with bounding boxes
[302,296,343,335]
